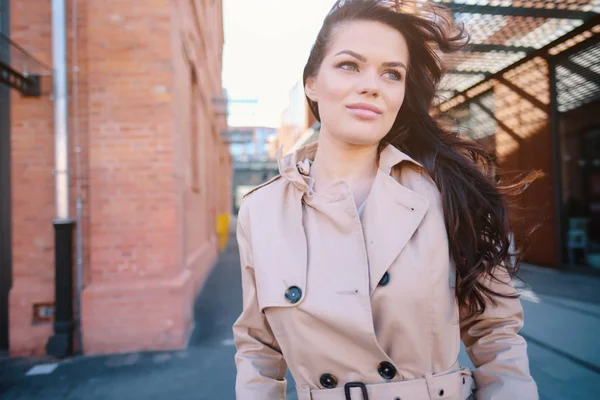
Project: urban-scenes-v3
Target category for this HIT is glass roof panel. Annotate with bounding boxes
[443,51,527,73]
[477,16,548,46]
[440,72,489,91]
[0,33,52,76]
[453,13,509,42]
[556,43,600,111]
[505,18,585,47]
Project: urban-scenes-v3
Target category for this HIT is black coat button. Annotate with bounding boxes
[285,286,302,303]
[319,373,338,388]
[378,272,390,286]
[378,361,397,380]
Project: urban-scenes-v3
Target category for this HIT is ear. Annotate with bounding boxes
[304,76,318,102]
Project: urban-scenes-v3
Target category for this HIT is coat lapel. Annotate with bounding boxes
[362,146,430,294]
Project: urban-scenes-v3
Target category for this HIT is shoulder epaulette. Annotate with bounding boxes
[243,175,282,199]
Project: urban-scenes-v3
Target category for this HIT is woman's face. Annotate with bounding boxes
[305,20,409,147]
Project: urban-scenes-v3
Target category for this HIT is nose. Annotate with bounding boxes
[356,69,380,97]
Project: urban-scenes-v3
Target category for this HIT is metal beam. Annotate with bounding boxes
[548,59,565,267]
[471,99,522,144]
[447,69,491,78]
[444,3,596,20]
[465,44,535,53]
[552,30,600,62]
[0,33,47,96]
[0,59,40,96]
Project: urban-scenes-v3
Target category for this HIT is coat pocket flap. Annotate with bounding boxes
[254,258,307,313]
[255,273,306,313]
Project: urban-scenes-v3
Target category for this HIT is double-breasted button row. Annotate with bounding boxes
[319,362,397,389]
[285,286,302,303]
[287,274,388,305]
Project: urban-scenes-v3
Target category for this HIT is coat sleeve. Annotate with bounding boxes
[459,267,539,400]
[233,208,288,400]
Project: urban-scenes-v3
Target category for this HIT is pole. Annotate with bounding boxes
[46,0,75,358]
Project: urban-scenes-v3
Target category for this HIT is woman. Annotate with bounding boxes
[233,1,539,399]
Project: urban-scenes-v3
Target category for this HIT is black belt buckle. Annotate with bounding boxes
[344,382,369,400]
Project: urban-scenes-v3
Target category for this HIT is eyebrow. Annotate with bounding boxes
[334,50,407,70]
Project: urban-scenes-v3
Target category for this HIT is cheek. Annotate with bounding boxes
[390,84,406,111]
[377,86,404,133]
[318,71,352,106]
[386,85,406,118]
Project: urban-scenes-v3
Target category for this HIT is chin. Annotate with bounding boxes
[337,132,385,147]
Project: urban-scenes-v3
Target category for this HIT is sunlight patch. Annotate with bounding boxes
[519,288,541,304]
[221,338,235,346]
[25,363,59,376]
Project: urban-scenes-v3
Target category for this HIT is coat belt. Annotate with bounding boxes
[297,367,475,400]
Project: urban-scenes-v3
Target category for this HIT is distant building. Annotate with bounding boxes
[274,80,318,156]
[228,126,277,163]
[226,126,279,213]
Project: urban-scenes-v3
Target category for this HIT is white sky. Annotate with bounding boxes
[222,0,338,128]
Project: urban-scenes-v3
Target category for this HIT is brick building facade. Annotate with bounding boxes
[1,0,231,357]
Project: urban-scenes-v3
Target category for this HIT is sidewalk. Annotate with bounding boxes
[513,265,600,400]
[0,239,599,399]
[517,263,600,304]
[0,236,244,400]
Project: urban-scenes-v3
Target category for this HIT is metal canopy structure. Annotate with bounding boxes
[424,1,600,269]
[431,0,600,108]
[0,32,51,97]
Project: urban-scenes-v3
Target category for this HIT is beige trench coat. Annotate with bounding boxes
[233,142,538,400]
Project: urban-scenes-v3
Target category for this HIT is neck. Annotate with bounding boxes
[310,130,379,205]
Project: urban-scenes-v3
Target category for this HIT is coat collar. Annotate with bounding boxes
[276,141,429,295]
[378,142,424,174]
[276,141,423,194]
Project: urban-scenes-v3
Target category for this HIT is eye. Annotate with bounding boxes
[337,61,358,72]
[384,70,403,81]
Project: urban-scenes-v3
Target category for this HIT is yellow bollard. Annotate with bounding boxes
[216,213,231,252]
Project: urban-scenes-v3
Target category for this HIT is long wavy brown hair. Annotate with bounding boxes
[303,0,539,319]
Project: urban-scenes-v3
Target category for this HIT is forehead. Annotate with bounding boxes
[327,20,409,63]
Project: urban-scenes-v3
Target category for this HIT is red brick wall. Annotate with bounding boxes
[8,0,56,357]
[8,0,230,356]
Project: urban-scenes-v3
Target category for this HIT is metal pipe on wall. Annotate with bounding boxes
[46,0,75,358]
[71,0,84,356]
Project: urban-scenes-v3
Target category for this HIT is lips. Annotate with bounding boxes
[346,102,382,120]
